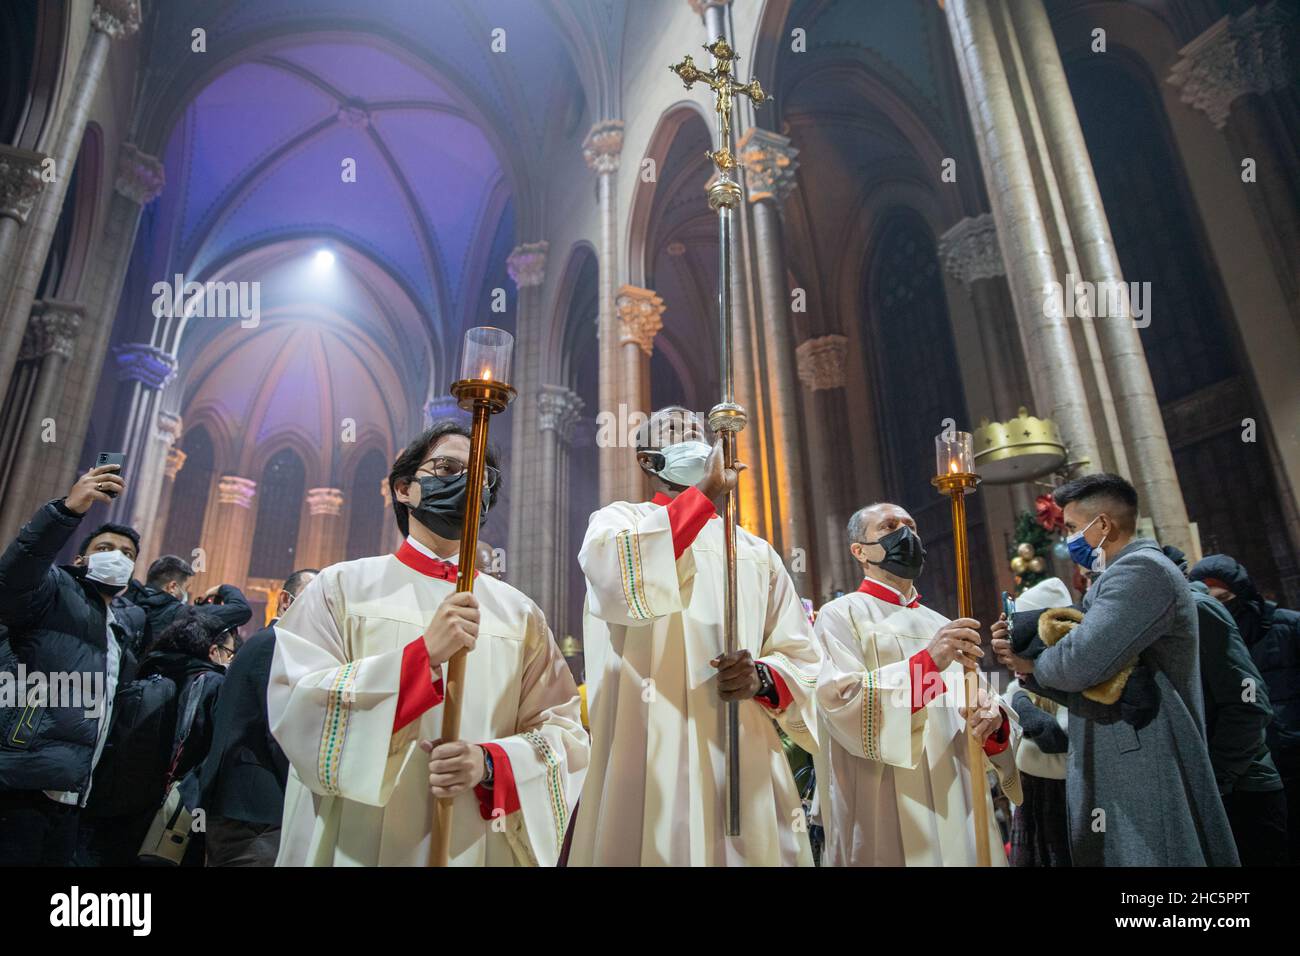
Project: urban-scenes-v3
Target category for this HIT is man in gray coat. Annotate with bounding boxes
[993,473,1238,866]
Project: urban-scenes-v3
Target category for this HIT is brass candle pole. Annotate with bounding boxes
[670,37,766,838]
[429,328,515,867]
[932,431,991,867]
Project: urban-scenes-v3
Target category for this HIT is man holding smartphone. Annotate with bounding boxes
[0,464,137,865]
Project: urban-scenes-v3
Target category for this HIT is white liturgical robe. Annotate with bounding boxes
[813,581,1022,867]
[568,490,822,867]
[269,537,588,866]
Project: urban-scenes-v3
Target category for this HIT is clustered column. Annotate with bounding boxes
[197,476,257,593]
[614,285,664,501]
[300,488,346,571]
[537,384,584,638]
[582,120,625,507]
[795,335,853,601]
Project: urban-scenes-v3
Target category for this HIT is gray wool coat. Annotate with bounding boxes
[1029,539,1239,866]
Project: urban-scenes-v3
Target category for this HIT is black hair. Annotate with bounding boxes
[1052,472,1138,530]
[388,420,501,538]
[77,522,140,558]
[282,568,319,597]
[146,554,195,589]
[147,606,226,659]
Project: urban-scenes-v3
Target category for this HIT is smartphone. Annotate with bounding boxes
[1001,590,1016,620]
[95,452,125,498]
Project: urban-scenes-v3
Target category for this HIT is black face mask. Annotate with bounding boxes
[408,473,491,539]
[861,525,927,580]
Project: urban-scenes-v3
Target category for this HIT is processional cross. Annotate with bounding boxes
[668,37,766,838]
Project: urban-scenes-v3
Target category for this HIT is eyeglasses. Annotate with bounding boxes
[417,456,500,491]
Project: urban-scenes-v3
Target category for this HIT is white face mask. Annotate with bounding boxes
[652,440,712,488]
[85,550,135,589]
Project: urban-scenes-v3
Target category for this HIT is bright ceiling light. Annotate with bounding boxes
[312,249,335,270]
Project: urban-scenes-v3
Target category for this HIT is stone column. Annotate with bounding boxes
[0,146,49,284]
[300,488,346,570]
[43,143,165,502]
[739,127,811,587]
[583,120,624,507]
[796,335,855,601]
[145,446,187,569]
[106,342,178,532]
[614,285,665,497]
[1011,0,1192,552]
[0,0,141,406]
[503,240,547,597]
[0,301,84,536]
[537,385,584,634]
[943,0,1103,477]
[197,476,257,592]
[128,409,183,560]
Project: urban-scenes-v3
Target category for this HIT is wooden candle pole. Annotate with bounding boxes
[933,462,991,867]
[429,332,515,867]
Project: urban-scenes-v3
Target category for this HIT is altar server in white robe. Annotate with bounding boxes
[568,406,821,867]
[269,422,588,866]
[814,502,1021,867]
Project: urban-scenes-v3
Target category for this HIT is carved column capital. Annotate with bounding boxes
[164,447,187,481]
[115,143,165,204]
[507,241,548,289]
[615,285,666,356]
[738,128,799,204]
[19,300,85,362]
[0,146,49,225]
[796,335,849,391]
[937,214,1005,285]
[424,394,467,425]
[113,342,178,390]
[91,0,142,39]
[583,120,625,175]
[154,410,183,445]
[1167,1,1296,129]
[538,384,585,443]
[307,487,345,517]
[217,476,257,509]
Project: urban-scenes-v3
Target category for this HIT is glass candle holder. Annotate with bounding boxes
[458,326,514,384]
[935,430,975,477]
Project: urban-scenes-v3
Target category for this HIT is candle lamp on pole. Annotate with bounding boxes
[429,326,515,866]
[931,429,992,867]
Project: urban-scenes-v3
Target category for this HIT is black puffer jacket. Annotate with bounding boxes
[131,582,251,650]
[0,500,137,795]
[1191,554,1300,777]
[136,649,225,781]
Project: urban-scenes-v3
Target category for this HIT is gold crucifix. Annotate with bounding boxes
[670,37,767,172]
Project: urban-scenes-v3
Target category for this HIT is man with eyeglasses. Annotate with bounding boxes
[567,406,822,866]
[269,421,587,866]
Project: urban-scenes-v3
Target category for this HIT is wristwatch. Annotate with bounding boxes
[754,662,779,706]
[480,747,494,787]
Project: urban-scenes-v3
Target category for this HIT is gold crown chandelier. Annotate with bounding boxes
[972,406,1069,484]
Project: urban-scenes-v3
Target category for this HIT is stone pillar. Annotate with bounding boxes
[503,240,547,597]
[0,301,84,535]
[300,488,346,570]
[943,0,1103,478]
[0,146,49,284]
[739,127,811,587]
[0,0,141,406]
[128,409,182,562]
[796,335,855,601]
[197,476,257,592]
[583,120,624,507]
[145,446,187,569]
[43,143,165,503]
[106,342,178,533]
[614,285,664,498]
[1011,0,1192,552]
[537,385,584,635]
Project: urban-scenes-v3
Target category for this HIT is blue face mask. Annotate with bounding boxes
[1066,515,1107,573]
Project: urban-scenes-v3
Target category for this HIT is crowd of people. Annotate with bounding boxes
[0,406,1295,868]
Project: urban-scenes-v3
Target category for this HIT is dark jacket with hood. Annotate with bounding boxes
[1191,554,1300,777]
[0,500,138,796]
[136,647,225,782]
[130,580,252,651]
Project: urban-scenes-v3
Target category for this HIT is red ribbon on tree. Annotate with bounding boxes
[1035,493,1065,533]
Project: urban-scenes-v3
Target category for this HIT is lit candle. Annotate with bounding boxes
[458,327,514,384]
[935,430,975,477]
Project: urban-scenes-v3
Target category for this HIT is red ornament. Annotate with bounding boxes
[1035,493,1065,533]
